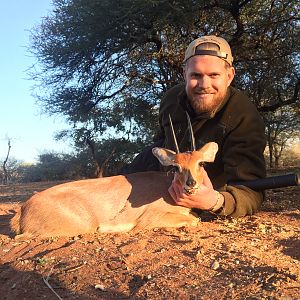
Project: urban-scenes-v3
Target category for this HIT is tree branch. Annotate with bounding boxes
[259,79,300,112]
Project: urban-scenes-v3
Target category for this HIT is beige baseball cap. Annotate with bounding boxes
[183,35,233,66]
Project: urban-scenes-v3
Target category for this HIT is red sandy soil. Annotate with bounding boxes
[0,180,299,299]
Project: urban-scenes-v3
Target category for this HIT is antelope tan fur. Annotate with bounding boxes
[10,142,218,239]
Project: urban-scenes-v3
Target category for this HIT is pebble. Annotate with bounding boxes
[95,284,106,291]
[211,260,220,270]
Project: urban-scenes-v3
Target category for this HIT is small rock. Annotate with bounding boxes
[95,284,106,291]
[211,260,220,270]
[258,223,266,233]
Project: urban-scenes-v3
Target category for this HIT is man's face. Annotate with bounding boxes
[183,55,235,114]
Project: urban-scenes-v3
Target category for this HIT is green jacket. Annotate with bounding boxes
[159,83,266,217]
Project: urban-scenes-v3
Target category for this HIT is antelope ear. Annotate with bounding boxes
[152,147,177,166]
[198,142,218,162]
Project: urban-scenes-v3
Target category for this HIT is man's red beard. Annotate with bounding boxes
[189,89,226,114]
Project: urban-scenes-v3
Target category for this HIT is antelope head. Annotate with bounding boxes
[152,113,218,195]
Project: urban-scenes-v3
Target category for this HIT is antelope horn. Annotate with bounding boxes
[169,114,180,153]
[186,112,196,151]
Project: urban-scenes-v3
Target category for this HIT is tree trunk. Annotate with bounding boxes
[267,134,274,168]
[2,140,11,184]
[274,141,285,168]
[85,137,102,178]
[274,156,280,168]
[98,149,116,178]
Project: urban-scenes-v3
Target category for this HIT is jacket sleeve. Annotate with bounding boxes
[215,94,267,217]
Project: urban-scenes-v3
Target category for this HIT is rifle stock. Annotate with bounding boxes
[230,173,299,191]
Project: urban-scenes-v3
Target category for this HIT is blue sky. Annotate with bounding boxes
[0,1,72,163]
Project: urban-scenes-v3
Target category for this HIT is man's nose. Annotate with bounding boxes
[198,75,210,88]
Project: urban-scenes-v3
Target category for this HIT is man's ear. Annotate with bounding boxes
[197,142,218,162]
[227,66,235,86]
[152,147,177,166]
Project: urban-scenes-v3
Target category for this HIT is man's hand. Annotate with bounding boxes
[168,169,224,211]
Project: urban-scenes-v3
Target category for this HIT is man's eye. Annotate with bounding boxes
[198,162,205,168]
[191,73,201,79]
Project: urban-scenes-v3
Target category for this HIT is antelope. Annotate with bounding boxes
[10,115,218,239]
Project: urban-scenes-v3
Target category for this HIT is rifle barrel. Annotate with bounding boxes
[231,173,299,191]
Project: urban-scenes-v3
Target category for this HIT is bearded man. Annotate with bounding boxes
[121,36,266,217]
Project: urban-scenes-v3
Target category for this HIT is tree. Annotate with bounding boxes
[263,105,300,167]
[2,138,12,184]
[19,152,87,182]
[55,126,145,176]
[29,0,299,171]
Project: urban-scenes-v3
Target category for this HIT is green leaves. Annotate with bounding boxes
[29,0,299,174]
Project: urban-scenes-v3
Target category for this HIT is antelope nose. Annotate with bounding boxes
[186,177,196,188]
